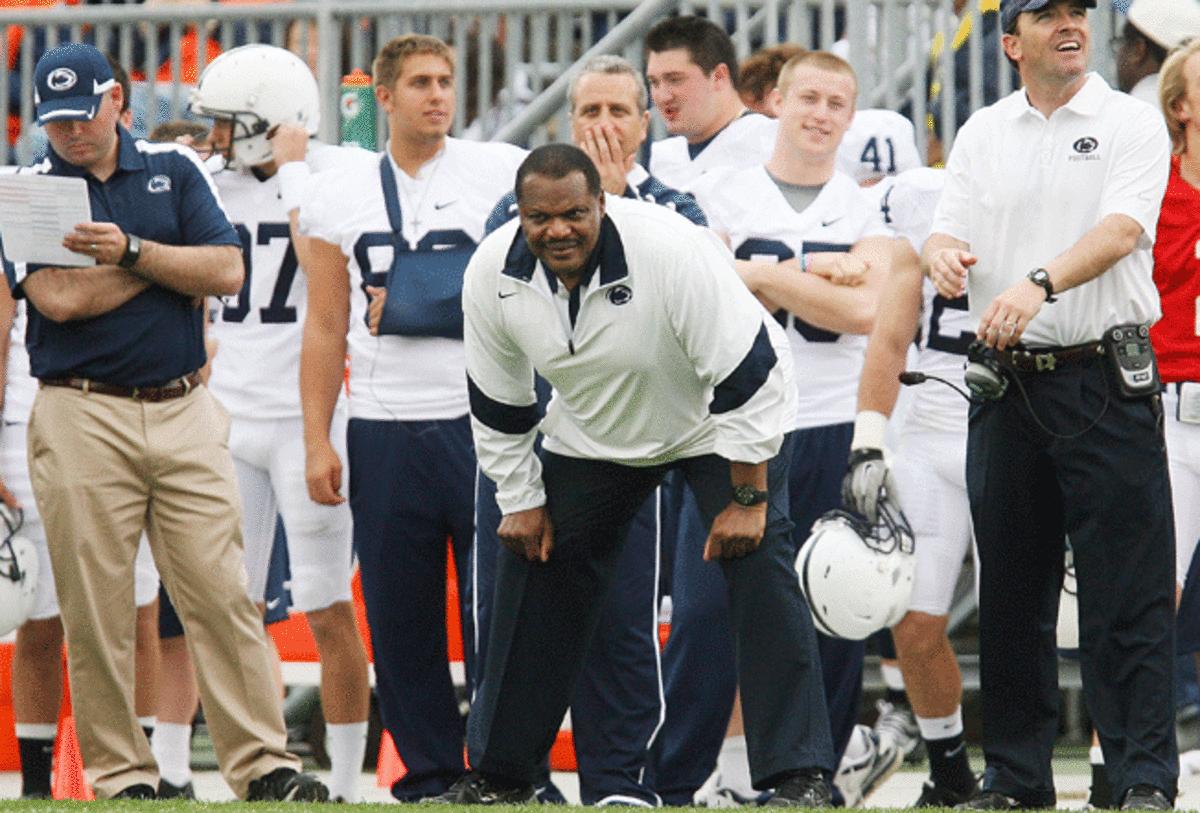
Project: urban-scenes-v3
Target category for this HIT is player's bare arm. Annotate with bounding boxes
[300,236,351,506]
[704,460,768,561]
[977,214,1144,350]
[922,232,974,300]
[64,221,242,298]
[20,264,151,323]
[858,239,924,416]
[740,235,890,335]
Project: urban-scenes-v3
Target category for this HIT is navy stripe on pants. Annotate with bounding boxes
[348,416,476,801]
[473,469,665,804]
[646,483,738,805]
[787,422,866,764]
[468,438,835,789]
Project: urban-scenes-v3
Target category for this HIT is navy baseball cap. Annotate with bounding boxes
[1001,0,1097,33]
[33,43,117,125]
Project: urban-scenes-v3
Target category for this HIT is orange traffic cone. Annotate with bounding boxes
[52,716,94,800]
[375,730,406,788]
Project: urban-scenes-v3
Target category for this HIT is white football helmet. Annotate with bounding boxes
[0,505,38,637]
[189,44,320,170]
[796,502,915,641]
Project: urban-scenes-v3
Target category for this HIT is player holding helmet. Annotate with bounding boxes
[189,44,371,803]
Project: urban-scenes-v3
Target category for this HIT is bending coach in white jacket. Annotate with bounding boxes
[437,144,836,807]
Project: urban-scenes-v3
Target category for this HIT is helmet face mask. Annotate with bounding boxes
[796,504,916,641]
[189,44,320,171]
[0,505,38,637]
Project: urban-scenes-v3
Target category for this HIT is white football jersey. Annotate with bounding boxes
[837,109,921,185]
[649,112,777,192]
[882,167,972,434]
[693,166,890,430]
[207,142,373,419]
[300,138,526,421]
[5,301,34,425]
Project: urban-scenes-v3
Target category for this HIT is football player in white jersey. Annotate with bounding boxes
[843,167,981,806]
[298,34,525,802]
[188,44,371,803]
[691,50,894,807]
[836,109,922,187]
[644,16,778,192]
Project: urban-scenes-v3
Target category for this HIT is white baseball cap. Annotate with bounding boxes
[1128,0,1200,51]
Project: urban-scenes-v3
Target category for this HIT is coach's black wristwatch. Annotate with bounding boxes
[731,484,769,507]
[1027,267,1056,303]
[119,233,142,269]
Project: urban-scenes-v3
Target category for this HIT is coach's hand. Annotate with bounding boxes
[928,247,975,300]
[977,279,1044,351]
[580,123,634,196]
[63,221,126,266]
[704,502,766,561]
[306,439,346,506]
[498,506,554,563]
[366,285,387,336]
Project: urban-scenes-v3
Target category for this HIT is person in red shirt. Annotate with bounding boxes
[1152,38,1200,648]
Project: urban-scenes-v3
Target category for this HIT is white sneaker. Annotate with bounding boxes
[1180,749,1200,775]
[693,768,762,808]
[873,698,925,764]
[834,724,904,807]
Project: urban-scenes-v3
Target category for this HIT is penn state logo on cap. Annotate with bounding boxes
[33,43,117,126]
[46,68,78,92]
[607,284,633,306]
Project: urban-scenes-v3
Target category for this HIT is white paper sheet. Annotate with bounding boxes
[0,174,95,267]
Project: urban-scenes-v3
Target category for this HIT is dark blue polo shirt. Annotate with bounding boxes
[2,127,240,387]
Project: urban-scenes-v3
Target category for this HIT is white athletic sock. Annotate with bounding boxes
[881,662,906,692]
[916,708,964,742]
[326,721,369,802]
[1090,745,1105,766]
[14,723,58,740]
[151,722,192,786]
[716,735,755,796]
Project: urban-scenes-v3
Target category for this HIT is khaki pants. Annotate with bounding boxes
[28,383,299,798]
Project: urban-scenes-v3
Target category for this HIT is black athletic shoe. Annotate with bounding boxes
[246,767,330,802]
[915,775,981,807]
[112,783,157,800]
[956,790,1031,809]
[158,779,196,799]
[766,770,833,808]
[1120,785,1172,810]
[427,772,537,805]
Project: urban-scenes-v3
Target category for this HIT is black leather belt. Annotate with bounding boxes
[997,342,1104,373]
[40,371,201,402]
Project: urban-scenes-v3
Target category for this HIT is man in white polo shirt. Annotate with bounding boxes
[924,0,1173,808]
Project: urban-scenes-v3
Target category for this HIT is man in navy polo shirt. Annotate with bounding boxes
[0,43,325,802]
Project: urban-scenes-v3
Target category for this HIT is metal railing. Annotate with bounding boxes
[2,0,1121,165]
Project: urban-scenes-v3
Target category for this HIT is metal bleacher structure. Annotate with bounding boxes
[0,0,1114,738]
[2,0,1122,164]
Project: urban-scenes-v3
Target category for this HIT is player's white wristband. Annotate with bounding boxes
[275,161,312,214]
[850,410,889,451]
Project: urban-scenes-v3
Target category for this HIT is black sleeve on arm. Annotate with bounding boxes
[709,322,776,414]
[468,375,540,434]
